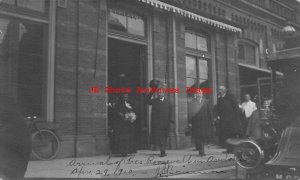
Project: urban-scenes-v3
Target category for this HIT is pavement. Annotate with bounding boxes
[25,144,242,178]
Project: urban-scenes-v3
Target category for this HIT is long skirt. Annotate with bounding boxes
[111,120,135,154]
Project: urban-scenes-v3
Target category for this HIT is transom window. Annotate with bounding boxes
[108,8,145,37]
[1,0,47,13]
[185,31,208,52]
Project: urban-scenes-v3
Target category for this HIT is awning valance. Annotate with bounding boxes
[137,0,242,33]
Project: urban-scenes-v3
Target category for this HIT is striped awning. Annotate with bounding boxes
[137,0,242,33]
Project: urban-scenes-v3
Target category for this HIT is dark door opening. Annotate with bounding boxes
[108,38,148,150]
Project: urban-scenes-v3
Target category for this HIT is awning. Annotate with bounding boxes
[137,0,242,33]
[238,63,283,76]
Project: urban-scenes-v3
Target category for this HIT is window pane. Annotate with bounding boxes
[186,78,196,88]
[0,18,10,45]
[109,9,146,37]
[0,18,12,96]
[17,21,46,118]
[185,56,197,78]
[198,59,208,79]
[238,44,245,59]
[127,13,145,36]
[2,0,15,5]
[197,35,208,51]
[185,32,196,49]
[17,0,45,12]
[245,44,256,65]
[199,79,208,86]
[108,9,127,33]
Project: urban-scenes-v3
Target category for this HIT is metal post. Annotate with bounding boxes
[172,15,179,149]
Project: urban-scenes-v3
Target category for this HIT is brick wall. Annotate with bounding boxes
[55,0,108,157]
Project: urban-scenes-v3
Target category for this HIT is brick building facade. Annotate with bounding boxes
[0,0,299,158]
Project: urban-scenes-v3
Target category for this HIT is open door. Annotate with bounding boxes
[107,38,149,150]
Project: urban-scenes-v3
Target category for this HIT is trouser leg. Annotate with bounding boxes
[195,138,204,155]
[158,131,167,155]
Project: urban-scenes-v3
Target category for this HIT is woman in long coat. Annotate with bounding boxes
[188,93,213,156]
[111,94,136,156]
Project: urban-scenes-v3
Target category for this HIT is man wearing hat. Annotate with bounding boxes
[146,80,172,157]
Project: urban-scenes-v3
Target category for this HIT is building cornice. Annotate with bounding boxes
[217,0,300,29]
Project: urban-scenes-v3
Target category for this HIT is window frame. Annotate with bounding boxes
[237,39,260,67]
[107,6,147,43]
[185,29,210,53]
[0,0,56,122]
[0,0,49,20]
[185,55,209,89]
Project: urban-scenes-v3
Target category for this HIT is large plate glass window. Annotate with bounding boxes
[0,16,48,120]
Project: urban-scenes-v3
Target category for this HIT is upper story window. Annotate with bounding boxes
[1,0,47,13]
[238,40,257,66]
[108,8,145,37]
[185,30,209,52]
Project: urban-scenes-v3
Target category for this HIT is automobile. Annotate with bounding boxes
[231,34,300,180]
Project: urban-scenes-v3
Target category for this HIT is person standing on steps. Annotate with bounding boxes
[188,92,213,156]
[215,86,241,153]
[146,80,172,157]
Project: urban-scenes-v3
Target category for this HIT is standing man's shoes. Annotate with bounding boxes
[160,150,167,157]
[160,153,167,157]
[198,151,205,156]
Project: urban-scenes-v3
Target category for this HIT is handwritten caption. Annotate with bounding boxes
[66,154,234,178]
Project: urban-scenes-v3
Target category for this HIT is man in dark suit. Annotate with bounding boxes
[146,80,172,157]
[215,86,241,152]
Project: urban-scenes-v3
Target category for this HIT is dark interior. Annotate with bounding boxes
[108,38,148,149]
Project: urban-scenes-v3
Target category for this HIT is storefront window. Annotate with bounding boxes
[108,8,145,37]
[0,17,47,119]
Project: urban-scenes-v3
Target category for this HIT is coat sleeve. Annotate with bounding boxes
[145,93,154,105]
[207,101,214,138]
[214,98,221,117]
[168,100,174,124]
[230,94,242,133]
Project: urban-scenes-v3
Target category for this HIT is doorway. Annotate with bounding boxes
[107,38,148,149]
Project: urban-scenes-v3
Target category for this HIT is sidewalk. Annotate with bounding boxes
[25,145,238,178]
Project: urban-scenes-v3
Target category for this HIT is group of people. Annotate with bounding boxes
[189,85,260,155]
[108,81,261,157]
[213,86,259,153]
[108,80,173,157]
